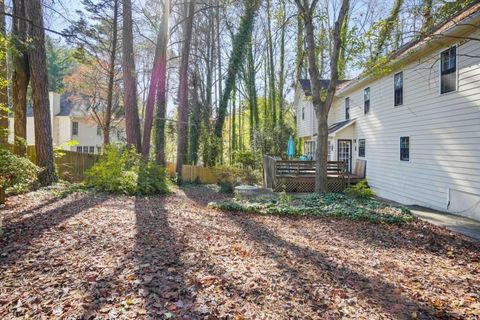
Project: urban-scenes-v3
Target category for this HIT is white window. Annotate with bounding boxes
[76,146,82,153]
[97,126,102,136]
[83,146,89,153]
[89,146,95,154]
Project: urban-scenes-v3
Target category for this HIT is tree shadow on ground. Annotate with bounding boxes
[78,194,202,319]
[223,212,445,319]
[0,194,107,269]
[320,218,480,257]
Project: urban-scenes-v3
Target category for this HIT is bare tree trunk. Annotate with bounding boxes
[266,0,276,128]
[12,0,29,156]
[104,0,119,146]
[188,72,201,165]
[122,0,142,152]
[154,0,171,166]
[0,0,8,146]
[296,0,349,193]
[26,0,57,185]
[175,0,195,180]
[143,0,170,157]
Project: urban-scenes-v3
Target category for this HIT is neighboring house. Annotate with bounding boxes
[8,92,126,154]
[294,3,480,220]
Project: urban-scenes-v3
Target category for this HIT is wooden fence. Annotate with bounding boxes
[166,162,219,184]
[9,145,99,181]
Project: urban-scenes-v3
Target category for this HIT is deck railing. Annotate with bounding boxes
[263,156,349,192]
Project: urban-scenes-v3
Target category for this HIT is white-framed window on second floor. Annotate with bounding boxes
[72,121,79,135]
[97,126,102,136]
[345,97,350,120]
[358,139,365,157]
[400,136,410,161]
[394,72,403,106]
[76,146,82,153]
[440,46,456,94]
[301,106,305,120]
[364,87,370,114]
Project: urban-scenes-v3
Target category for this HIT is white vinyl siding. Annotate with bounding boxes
[328,30,480,219]
[296,96,316,138]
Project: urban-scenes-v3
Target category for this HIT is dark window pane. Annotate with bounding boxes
[359,139,365,157]
[394,72,403,106]
[345,97,350,120]
[364,88,370,114]
[72,122,79,135]
[441,47,456,94]
[400,137,409,161]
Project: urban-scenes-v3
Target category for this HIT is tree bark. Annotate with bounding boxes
[188,72,201,165]
[295,0,349,193]
[143,0,170,157]
[122,0,142,152]
[266,0,276,128]
[104,0,119,146]
[0,0,8,146]
[154,0,171,166]
[12,0,29,156]
[175,0,195,180]
[26,0,58,185]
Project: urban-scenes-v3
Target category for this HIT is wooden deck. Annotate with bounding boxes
[264,156,364,193]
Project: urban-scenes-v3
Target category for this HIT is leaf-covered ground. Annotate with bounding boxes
[0,185,479,319]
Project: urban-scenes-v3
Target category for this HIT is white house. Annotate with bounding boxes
[294,3,480,220]
[8,92,126,154]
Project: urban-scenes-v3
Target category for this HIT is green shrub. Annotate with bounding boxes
[85,144,169,195]
[0,147,39,194]
[138,162,169,195]
[345,180,375,199]
[216,165,261,193]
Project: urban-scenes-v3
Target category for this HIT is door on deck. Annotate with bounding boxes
[337,139,352,173]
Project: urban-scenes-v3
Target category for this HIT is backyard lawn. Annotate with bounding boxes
[0,185,479,319]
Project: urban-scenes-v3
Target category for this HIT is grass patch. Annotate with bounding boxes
[208,193,415,224]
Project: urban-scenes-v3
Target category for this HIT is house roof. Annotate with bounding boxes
[58,94,74,116]
[328,119,355,135]
[9,93,76,118]
[298,79,350,97]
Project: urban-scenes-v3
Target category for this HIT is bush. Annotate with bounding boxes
[344,180,375,199]
[85,144,169,195]
[216,165,261,193]
[0,147,39,194]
